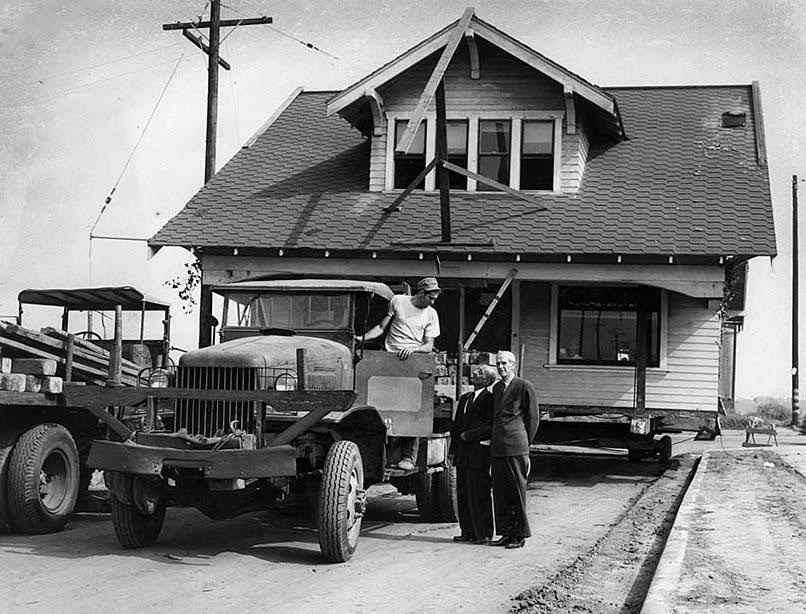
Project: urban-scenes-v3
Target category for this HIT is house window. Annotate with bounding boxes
[478,119,511,186]
[436,120,469,190]
[520,120,554,190]
[394,119,427,189]
[557,286,661,366]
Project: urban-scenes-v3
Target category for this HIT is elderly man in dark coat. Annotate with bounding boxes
[449,364,496,545]
[489,350,539,549]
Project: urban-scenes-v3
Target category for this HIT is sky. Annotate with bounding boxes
[0,0,803,399]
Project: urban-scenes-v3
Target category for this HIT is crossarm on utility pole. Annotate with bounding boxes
[163,17,272,30]
[182,30,231,70]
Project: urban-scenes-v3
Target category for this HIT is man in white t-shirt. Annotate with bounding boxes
[358,277,442,360]
[357,277,442,469]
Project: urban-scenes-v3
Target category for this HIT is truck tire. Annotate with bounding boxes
[110,496,166,549]
[435,460,459,523]
[317,440,365,563]
[0,444,16,533]
[7,424,80,534]
[415,471,439,522]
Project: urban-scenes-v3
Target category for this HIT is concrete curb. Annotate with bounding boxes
[640,451,710,614]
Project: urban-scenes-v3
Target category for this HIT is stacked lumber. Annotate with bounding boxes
[0,357,63,393]
[0,322,139,387]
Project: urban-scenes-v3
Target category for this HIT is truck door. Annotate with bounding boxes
[353,350,435,437]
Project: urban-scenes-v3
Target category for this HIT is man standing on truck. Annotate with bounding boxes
[357,277,442,470]
[489,350,539,549]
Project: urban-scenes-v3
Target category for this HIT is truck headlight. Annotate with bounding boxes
[148,368,170,388]
[274,373,297,391]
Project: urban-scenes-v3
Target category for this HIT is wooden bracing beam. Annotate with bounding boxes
[396,7,475,154]
[441,161,550,209]
[385,157,438,212]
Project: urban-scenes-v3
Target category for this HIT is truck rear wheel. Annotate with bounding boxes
[110,497,166,549]
[7,424,80,534]
[435,459,459,523]
[317,440,365,563]
[415,471,439,522]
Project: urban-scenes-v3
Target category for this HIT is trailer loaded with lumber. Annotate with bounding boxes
[0,287,171,535]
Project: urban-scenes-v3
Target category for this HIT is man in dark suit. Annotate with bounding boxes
[489,350,539,549]
[449,364,496,545]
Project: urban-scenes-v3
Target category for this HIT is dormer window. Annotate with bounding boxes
[520,120,554,190]
[478,119,511,185]
[436,120,469,190]
[384,112,563,192]
[393,119,427,189]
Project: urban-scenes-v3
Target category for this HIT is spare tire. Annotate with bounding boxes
[7,424,80,534]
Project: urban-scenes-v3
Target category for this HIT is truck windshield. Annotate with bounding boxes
[224,293,351,330]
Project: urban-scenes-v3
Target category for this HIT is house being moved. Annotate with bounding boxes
[151,9,776,453]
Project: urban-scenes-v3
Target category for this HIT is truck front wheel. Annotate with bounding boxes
[7,424,80,534]
[110,497,166,549]
[317,440,365,563]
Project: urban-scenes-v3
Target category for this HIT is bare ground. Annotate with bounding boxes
[0,451,667,614]
[672,449,806,613]
[511,454,699,613]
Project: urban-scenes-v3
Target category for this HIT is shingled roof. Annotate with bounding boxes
[151,86,776,258]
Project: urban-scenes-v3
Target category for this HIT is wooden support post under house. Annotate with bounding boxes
[634,288,648,413]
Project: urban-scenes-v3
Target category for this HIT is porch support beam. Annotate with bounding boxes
[364,89,385,137]
[564,85,576,134]
[465,30,479,79]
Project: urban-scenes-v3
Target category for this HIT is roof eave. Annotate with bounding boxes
[326,14,619,126]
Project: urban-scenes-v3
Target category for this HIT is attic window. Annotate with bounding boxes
[722,110,746,128]
[394,119,427,189]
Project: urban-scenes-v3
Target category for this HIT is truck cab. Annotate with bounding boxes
[87,279,458,563]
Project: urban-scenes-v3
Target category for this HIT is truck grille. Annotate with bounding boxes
[175,366,258,437]
[173,363,341,438]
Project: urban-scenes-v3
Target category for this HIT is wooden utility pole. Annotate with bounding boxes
[793,175,800,426]
[163,2,272,184]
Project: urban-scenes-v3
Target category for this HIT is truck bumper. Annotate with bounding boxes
[88,440,297,479]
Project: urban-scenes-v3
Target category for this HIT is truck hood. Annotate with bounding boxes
[179,335,352,368]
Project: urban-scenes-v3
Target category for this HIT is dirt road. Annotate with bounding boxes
[0,452,670,614]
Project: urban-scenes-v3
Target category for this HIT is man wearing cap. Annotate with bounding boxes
[489,350,539,549]
[359,277,442,469]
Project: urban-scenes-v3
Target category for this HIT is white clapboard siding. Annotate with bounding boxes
[369,124,387,191]
[519,283,720,412]
[369,40,587,192]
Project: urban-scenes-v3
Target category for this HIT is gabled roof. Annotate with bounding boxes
[151,86,776,259]
[326,14,618,125]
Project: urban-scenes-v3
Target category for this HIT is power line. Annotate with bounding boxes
[221,1,341,61]
[91,49,188,237]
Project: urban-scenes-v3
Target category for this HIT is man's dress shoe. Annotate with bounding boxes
[505,537,526,549]
[489,536,511,546]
